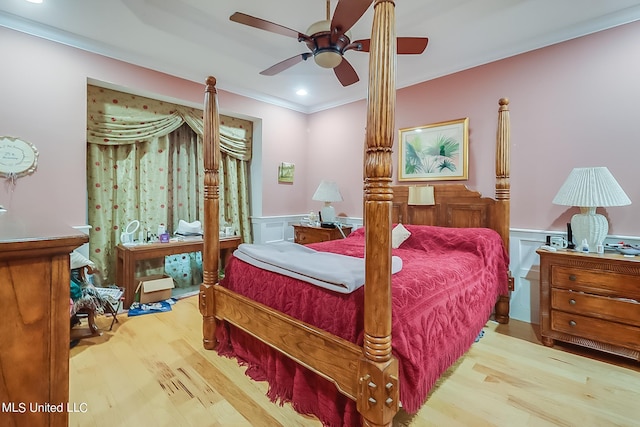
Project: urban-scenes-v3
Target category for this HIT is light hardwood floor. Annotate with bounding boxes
[69,296,640,426]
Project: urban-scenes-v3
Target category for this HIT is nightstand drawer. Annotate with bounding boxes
[551,311,640,351]
[551,265,640,299]
[551,289,640,327]
[293,224,351,245]
[294,229,331,244]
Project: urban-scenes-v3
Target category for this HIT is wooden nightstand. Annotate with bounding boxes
[537,249,640,360]
[293,224,352,245]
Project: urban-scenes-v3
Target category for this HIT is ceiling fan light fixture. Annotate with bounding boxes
[229,2,373,85]
[314,50,343,68]
[307,20,331,36]
[306,20,351,38]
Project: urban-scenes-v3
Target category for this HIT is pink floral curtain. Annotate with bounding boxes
[86,85,252,289]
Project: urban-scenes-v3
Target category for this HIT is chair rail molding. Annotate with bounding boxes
[251,215,362,245]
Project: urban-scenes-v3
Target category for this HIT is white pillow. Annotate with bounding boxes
[392,223,411,249]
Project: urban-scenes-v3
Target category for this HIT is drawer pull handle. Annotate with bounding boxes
[569,299,576,305]
[568,274,577,281]
[569,320,577,327]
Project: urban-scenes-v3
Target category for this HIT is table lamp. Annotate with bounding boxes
[312,180,342,223]
[552,167,631,251]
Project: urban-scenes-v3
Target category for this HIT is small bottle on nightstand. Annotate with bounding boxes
[581,239,589,253]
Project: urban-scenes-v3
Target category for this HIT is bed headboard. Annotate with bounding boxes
[391,98,511,250]
[391,183,509,249]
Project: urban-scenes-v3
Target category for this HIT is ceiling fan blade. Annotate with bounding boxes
[352,39,370,52]
[260,53,312,76]
[334,58,359,87]
[397,37,429,54]
[230,12,305,39]
[331,0,372,35]
[352,37,429,54]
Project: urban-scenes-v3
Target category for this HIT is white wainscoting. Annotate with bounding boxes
[509,229,547,324]
[251,215,363,244]
[509,228,640,324]
[249,217,639,326]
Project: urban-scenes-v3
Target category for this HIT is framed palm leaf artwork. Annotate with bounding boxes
[398,118,469,181]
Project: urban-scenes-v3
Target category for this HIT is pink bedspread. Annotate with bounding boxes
[215,225,509,426]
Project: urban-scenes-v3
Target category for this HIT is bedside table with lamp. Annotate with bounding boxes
[295,179,352,244]
[540,166,638,360]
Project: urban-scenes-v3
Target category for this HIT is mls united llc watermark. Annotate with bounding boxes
[2,402,88,413]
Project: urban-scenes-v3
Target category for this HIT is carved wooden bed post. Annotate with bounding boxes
[357,1,399,426]
[200,76,221,350]
[494,97,511,323]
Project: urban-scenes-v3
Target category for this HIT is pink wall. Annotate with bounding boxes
[306,101,367,217]
[217,95,309,216]
[307,20,640,236]
[0,26,307,225]
[1,20,639,236]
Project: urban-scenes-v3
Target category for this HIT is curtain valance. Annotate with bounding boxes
[87,85,252,161]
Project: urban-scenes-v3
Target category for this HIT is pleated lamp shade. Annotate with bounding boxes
[552,167,631,251]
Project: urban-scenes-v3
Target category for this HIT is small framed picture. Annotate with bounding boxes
[398,118,469,181]
[278,162,295,183]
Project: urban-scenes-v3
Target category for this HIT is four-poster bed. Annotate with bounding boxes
[199,2,511,426]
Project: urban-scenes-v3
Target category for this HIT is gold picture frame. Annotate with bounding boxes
[398,118,469,181]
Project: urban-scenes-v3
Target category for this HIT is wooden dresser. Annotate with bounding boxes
[0,212,88,427]
[538,249,640,360]
[293,224,352,245]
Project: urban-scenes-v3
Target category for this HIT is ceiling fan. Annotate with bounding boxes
[230,0,429,87]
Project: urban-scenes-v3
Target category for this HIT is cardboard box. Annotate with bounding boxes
[135,275,175,304]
